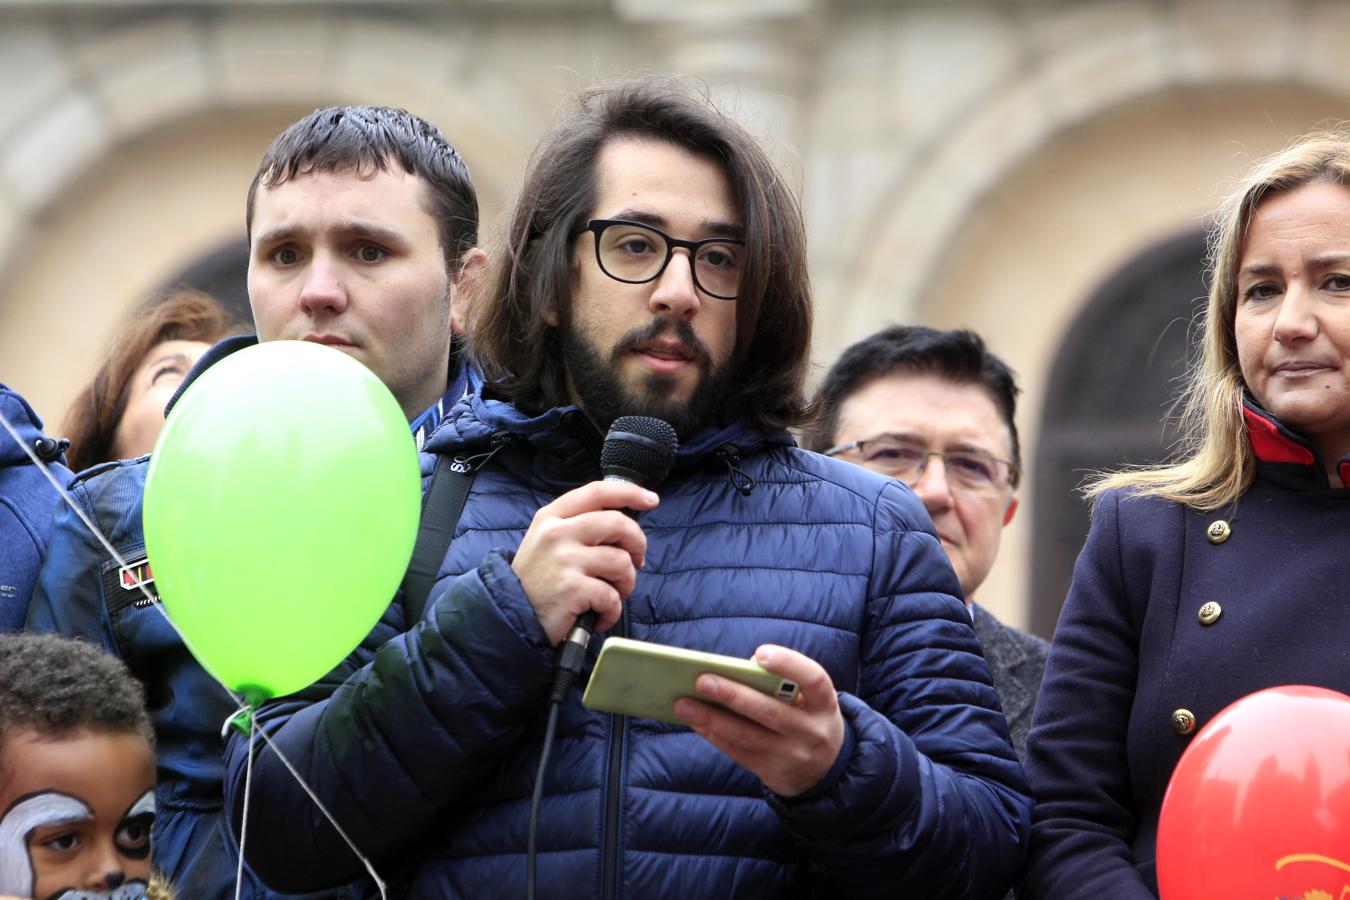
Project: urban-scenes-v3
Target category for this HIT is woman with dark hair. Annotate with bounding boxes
[1021,132,1350,898]
[62,290,235,472]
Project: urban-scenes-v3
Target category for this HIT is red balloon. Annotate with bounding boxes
[1158,686,1350,900]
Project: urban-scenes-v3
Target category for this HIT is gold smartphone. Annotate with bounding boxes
[582,636,801,725]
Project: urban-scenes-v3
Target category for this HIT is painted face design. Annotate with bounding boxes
[0,789,154,899]
[0,730,157,900]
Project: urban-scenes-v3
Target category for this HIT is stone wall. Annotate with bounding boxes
[4,0,1348,628]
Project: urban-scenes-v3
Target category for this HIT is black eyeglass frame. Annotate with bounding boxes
[571,218,745,301]
[822,434,1020,490]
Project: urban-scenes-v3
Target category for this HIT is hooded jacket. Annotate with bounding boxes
[227,389,1032,899]
[0,384,69,632]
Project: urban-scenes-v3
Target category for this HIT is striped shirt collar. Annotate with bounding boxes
[410,362,474,451]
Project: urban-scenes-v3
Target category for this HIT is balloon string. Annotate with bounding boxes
[246,713,389,898]
[1,408,389,897]
[236,714,254,900]
[0,408,222,699]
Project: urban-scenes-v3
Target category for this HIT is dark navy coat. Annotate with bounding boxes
[227,391,1032,899]
[1019,401,1350,899]
[0,383,69,632]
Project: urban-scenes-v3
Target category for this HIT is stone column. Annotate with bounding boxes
[614,0,821,171]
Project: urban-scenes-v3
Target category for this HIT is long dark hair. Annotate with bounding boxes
[469,75,812,433]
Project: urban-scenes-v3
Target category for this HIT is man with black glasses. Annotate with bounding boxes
[227,77,1030,899]
[807,325,1048,762]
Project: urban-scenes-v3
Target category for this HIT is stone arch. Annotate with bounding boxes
[1028,228,1208,636]
[0,12,540,238]
[832,1,1350,350]
[0,11,547,420]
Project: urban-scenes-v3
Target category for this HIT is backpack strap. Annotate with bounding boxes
[400,454,477,627]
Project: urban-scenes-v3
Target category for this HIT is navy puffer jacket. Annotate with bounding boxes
[227,391,1031,899]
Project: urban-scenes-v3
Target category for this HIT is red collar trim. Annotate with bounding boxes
[1341,460,1350,485]
[1242,403,1316,465]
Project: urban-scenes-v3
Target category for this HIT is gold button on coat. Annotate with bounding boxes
[1206,520,1231,544]
[1197,601,1222,626]
[1171,709,1197,735]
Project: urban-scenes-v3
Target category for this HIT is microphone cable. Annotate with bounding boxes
[524,417,677,900]
[526,613,596,899]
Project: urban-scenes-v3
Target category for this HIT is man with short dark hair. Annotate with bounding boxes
[228,77,1030,899]
[28,105,485,898]
[807,325,1048,762]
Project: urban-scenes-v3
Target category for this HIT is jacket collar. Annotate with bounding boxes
[1242,396,1350,489]
[426,388,792,491]
[165,333,258,416]
[971,603,1035,721]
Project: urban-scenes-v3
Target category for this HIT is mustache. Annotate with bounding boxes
[611,320,711,365]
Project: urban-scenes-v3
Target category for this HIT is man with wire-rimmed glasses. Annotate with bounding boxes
[806,325,1047,764]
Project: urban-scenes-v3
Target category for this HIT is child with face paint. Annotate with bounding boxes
[0,634,170,900]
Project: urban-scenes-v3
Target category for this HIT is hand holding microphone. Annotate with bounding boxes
[511,417,678,648]
[520,418,677,893]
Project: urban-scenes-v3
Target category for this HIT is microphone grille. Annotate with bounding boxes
[602,416,679,488]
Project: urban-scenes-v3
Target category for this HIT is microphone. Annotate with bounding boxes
[550,416,678,702]
[531,416,681,897]
[599,415,680,495]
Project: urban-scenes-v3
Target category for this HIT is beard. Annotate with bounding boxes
[560,318,732,439]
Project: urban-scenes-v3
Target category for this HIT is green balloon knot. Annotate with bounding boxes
[226,684,273,736]
[239,684,272,709]
[227,707,254,737]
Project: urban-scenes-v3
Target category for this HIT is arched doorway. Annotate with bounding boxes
[1028,229,1208,637]
[162,237,252,327]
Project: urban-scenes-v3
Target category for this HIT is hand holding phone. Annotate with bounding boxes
[583,638,844,796]
[677,644,846,798]
[582,637,800,725]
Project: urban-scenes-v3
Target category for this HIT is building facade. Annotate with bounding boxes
[4,0,1347,632]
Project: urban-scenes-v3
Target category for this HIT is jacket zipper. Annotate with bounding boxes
[602,605,628,900]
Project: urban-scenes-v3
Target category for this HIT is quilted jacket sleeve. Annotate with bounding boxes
[1017,490,1157,899]
[770,480,1032,900]
[224,549,557,892]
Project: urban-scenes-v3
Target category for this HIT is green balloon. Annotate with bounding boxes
[144,341,421,705]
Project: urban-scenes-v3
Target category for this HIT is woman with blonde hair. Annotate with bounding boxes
[1020,132,1350,898]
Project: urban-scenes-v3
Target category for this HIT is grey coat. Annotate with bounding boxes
[973,603,1048,765]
